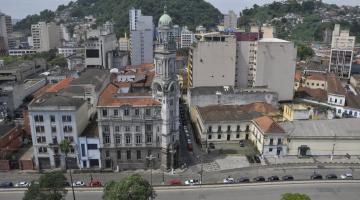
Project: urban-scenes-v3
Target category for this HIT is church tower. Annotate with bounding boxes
[152,6,180,170]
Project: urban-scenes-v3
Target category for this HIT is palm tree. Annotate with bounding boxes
[59,139,76,200]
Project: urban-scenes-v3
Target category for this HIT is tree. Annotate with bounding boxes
[49,56,68,68]
[23,172,67,200]
[103,174,155,200]
[297,43,314,61]
[281,193,311,200]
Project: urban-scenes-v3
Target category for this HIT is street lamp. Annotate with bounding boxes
[146,154,155,200]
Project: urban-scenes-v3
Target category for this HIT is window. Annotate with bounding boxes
[117,150,121,159]
[38,147,47,153]
[34,115,44,122]
[115,126,120,133]
[50,115,55,122]
[136,126,141,132]
[277,138,282,145]
[125,135,131,144]
[311,83,314,86]
[64,136,74,143]
[236,134,240,138]
[135,109,139,116]
[114,109,118,116]
[103,125,110,133]
[237,125,240,132]
[87,144,97,149]
[51,126,56,133]
[54,147,59,154]
[105,150,110,157]
[125,126,130,132]
[62,115,72,122]
[103,133,110,144]
[102,109,107,117]
[127,150,131,160]
[270,138,273,145]
[218,134,221,139]
[208,134,212,140]
[36,136,46,143]
[81,144,86,157]
[124,108,129,116]
[35,126,45,133]
[145,124,152,132]
[208,126,212,133]
[227,125,231,132]
[145,108,151,116]
[145,134,152,143]
[269,148,273,152]
[136,135,142,144]
[115,134,121,144]
[52,136,57,144]
[335,99,338,103]
[218,126,221,133]
[137,150,141,159]
[340,99,342,104]
[316,83,319,86]
[63,125,73,133]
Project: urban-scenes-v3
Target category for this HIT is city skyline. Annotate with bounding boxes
[0,0,358,19]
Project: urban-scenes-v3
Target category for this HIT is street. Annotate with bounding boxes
[1,181,359,200]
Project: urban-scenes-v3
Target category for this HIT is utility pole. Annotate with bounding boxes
[146,154,155,200]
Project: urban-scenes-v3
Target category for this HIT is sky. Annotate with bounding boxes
[0,0,359,19]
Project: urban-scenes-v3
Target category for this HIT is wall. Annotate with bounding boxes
[235,41,252,88]
[304,79,327,90]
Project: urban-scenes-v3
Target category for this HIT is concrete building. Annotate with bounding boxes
[224,10,237,30]
[180,26,194,48]
[129,8,154,65]
[0,12,10,55]
[283,104,312,121]
[281,119,360,156]
[119,33,129,51]
[8,49,37,56]
[31,22,61,52]
[235,36,297,101]
[188,34,236,88]
[84,23,118,69]
[78,122,101,169]
[58,46,84,58]
[28,94,88,169]
[329,24,356,79]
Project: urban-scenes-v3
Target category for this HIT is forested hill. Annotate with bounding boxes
[14,0,222,36]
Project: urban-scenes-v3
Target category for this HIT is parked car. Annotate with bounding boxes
[246,155,254,163]
[340,173,353,179]
[73,181,86,187]
[237,177,250,183]
[0,182,13,188]
[239,140,245,147]
[267,176,280,181]
[168,179,182,186]
[209,143,215,149]
[14,181,30,188]
[253,176,265,182]
[282,175,294,181]
[63,182,71,187]
[223,177,235,184]
[253,156,261,164]
[310,174,323,180]
[326,174,338,180]
[88,180,102,187]
[184,179,200,185]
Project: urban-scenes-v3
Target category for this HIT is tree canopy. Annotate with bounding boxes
[281,193,311,200]
[23,172,67,200]
[103,174,155,200]
[297,43,314,61]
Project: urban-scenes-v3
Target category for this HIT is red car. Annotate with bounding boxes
[168,179,182,186]
[88,180,102,187]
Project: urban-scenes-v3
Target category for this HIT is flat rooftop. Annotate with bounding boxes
[29,93,86,109]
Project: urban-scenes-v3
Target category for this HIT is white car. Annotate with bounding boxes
[187,138,192,144]
[14,181,30,188]
[340,173,353,179]
[72,181,86,187]
[184,179,200,185]
[223,177,235,184]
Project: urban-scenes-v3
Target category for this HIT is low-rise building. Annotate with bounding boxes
[78,121,101,169]
[304,73,327,90]
[8,49,37,56]
[283,104,312,121]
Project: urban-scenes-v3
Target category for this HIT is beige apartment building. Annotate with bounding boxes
[31,22,61,52]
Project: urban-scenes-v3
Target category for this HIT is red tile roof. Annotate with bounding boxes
[241,102,278,113]
[255,116,285,134]
[306,73,327,81]
[295,70,302,82]
[98,83,160,107]
[296,87,328,102]
[46,78,74,93]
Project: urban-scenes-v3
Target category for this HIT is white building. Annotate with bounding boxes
[129,8,154,65]
[180,26,194,48]
[8,49,37,56]
[78,123,101,169]
[31,22,61,52]
[58,46,84,58]
[329,24,356,79]
[29,94,89,169]
[224,10,237,30]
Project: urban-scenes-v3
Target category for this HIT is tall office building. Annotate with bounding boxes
[0,12,11,55]
[224,10,238,30]
[329,24,356,79]
[31,22,61,52]
[180,26,194,48]
[129,8,154,65]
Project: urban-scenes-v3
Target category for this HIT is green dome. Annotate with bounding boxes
[158,13,172,27]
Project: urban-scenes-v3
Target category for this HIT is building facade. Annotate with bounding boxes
[224,10,237,30]
[180,26,194,48]
[31,22,61,52]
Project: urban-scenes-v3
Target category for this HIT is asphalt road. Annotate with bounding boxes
[1,181,360,200]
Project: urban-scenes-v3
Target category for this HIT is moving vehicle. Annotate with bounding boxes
[0,182,13,188]
[340,173,353,179]
[325,174,337,180]
[223,177,235,184]
[73,181,86,187]
[184,179,200,185]
[14,181,30,188]
[267,176,280,181]
[253,176,265,182]
[88,180,102,187]
[168,179,182,186]
[310,174,323,180]
[237,177,250,183]
[282,175,294,181]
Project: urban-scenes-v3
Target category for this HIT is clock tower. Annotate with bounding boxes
[152,6,180,170]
